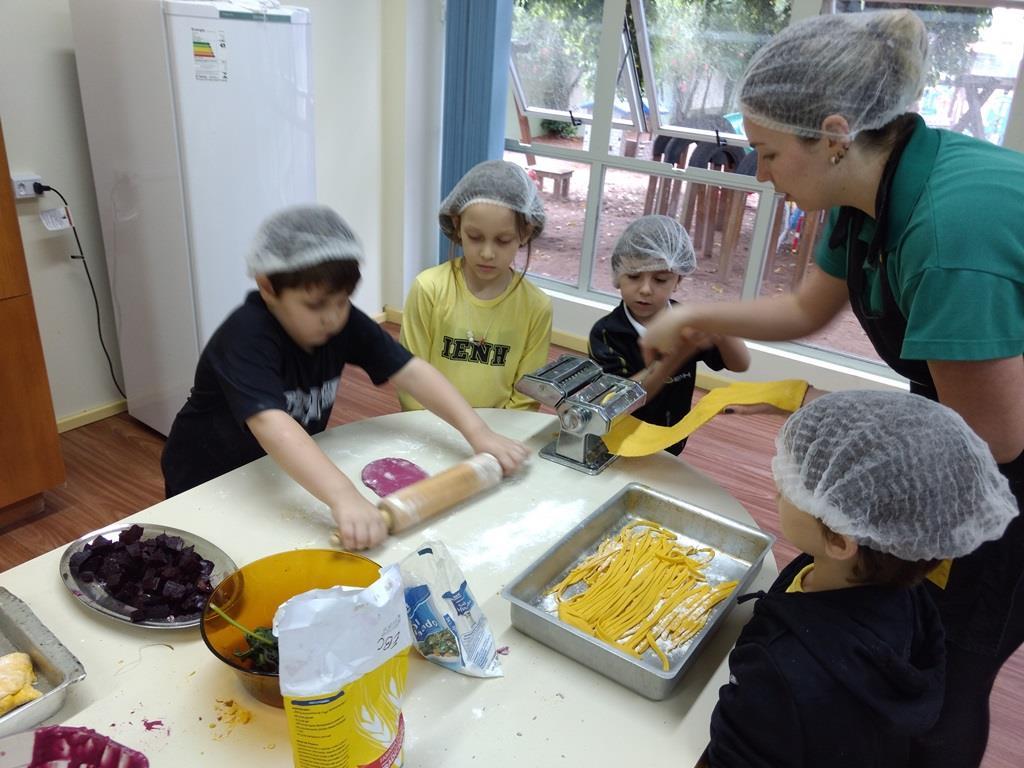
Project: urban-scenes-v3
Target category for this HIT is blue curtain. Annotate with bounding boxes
[438,0,513,262]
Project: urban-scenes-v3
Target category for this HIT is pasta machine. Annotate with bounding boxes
[516,355,646,474]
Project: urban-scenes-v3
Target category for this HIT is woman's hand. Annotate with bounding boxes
[640,306,698,364]
[642,269,850,363]
[465,427,530,475]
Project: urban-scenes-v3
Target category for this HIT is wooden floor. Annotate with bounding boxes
[1,324,1020,766]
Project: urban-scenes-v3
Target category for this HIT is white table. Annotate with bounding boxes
[0,410,777,766]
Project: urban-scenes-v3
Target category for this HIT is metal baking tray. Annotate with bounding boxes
[502,483,774,700]
[0,588,86,738]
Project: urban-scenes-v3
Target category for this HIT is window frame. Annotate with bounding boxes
[631,0,752,148]
[508,13,646,131]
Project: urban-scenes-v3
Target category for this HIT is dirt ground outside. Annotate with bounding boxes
[507,135,882,365]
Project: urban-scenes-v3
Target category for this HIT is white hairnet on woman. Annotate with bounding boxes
[247,204,363,275]
[739,10,928,139]
[773,391,1017,561]
[611,215,696,287]
[438,160,546,240]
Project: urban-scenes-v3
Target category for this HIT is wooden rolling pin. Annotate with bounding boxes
[331,453,503,544]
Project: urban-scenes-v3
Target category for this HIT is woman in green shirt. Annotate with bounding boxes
[643,11,1024,768]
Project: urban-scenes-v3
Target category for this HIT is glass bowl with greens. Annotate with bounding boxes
[200,549,381,707]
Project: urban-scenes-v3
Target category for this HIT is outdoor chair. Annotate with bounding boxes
[718,149,787,284]
[643,134,693,216]
[679,141,746,260]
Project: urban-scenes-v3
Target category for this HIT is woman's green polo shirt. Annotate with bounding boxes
[815,114,1024,361]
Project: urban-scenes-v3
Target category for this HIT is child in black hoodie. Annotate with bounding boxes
[706,391,1018,768]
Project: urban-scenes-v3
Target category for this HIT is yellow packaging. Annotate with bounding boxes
[276,564,412,768]
[284,650,409,768]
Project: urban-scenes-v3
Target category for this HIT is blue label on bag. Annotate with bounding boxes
[442,580,475,616]
[404,583,461,662]
[404,584,440,638]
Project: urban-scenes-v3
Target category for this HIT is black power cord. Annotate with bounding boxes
[34,181,126,399]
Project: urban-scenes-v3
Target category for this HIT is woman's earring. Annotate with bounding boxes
[830,152,844,166]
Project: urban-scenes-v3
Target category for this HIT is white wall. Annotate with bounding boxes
[380,0,445,308]
[306,0,383,314]
[1,0,123,422]
[0,0,386,424]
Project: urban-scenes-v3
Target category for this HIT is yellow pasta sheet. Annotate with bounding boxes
[604,379,809,457]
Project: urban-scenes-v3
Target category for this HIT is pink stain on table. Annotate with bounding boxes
[141,719,164,731]
[361,457,428,497]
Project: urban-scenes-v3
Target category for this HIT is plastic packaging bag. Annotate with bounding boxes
[275,564,410,768]
[399,542,502,678]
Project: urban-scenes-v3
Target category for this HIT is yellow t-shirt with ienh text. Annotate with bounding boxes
[399,259,552,411]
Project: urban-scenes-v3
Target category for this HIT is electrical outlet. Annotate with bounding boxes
[11,174,42,200]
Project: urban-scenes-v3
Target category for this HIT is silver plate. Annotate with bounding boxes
[59,523,237,630]
[502,482,775,700]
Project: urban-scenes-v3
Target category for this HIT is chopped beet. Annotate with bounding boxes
[120,525,144,545]
[69,524,216,623]
[162,581,187,600]
[141,574,161,592]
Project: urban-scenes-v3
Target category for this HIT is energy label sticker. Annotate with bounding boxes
[192,28,228,81]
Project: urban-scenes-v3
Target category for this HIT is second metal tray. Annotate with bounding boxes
[0,588,86,739]
[502,482,774,700]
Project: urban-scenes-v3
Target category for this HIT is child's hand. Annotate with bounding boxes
[723,403,791,416]
[331,494,389,550]
[467,429,530,475]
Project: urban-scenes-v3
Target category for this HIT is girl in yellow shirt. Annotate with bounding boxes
[400,160,552,410]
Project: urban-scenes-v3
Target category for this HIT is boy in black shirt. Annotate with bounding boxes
[588,215,749,454]
[161,205,528,550]
[706,391,1018,768]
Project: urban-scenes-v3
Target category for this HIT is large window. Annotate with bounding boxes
[506,0,1024,371]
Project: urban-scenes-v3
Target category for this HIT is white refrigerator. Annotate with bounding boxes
[70,0,316,435]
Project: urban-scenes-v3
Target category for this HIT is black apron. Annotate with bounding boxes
[834,128,1024,656]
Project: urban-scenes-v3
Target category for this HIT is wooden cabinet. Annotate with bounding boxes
[0,120,65,523]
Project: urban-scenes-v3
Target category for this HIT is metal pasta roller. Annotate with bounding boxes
[516,355,646,474]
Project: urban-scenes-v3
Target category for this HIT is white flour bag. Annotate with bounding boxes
[276,564,410,768]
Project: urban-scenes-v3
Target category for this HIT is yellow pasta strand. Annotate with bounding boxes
[551,519,737,671]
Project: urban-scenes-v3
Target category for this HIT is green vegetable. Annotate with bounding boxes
[209,603,280,674]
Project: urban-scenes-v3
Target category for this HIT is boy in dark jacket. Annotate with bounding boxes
[707,391,1018,768]
[588,215,749,454]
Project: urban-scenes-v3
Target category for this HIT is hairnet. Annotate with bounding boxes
[439,160,545,241]
[611,215,695,287]
[247,204,363,276]
[772,390,1017,561]
[739,10,928,139]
